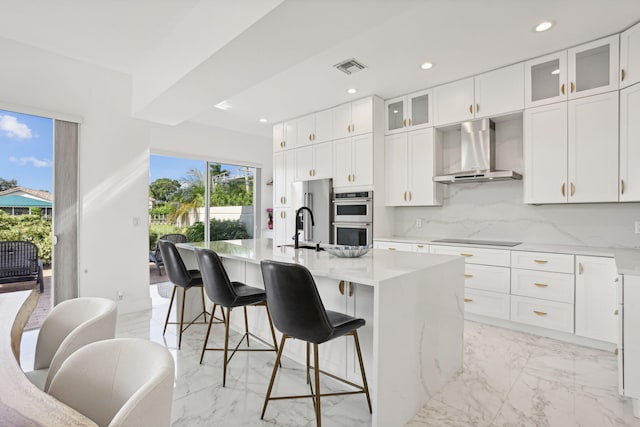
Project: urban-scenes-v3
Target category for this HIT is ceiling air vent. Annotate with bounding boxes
[333,58,367,75]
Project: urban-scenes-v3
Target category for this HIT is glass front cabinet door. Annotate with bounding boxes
[567,35,619,100]
[525,52,568,108]
[385,89,432,135]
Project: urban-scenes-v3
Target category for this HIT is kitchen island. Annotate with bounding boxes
[176,238,465,427]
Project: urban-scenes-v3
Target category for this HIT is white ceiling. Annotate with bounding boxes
[1,0,640,138]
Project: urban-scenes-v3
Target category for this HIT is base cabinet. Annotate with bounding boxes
[623,275,640,401]
[575,256,617,343]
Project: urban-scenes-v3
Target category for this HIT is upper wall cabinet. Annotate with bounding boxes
[384,89,432,135]
[296,109,333,147]
[620,83,640,202]
[333,134,374,189]
[525,35,619,108]
[433,64,524,126]
[620,22,640,88]
[273,121,297,151]
[332,97,373,140]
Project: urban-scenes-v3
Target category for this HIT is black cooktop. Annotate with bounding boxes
[432,238,521,247]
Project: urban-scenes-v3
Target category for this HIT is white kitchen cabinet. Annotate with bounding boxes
[523,102,568,204]
[272,121,297,151]
[430,245,511,267]
[294,142,333,181]
[511,295,574,333]
[333,134,373,189]
[385,128,440,206]
[273,207,295,246]
[332,97,373,139]
[385,89,432,135]
[434,77,475,126]
[524,92,618,204]
[347,282,374,383]
[525,36,619,107]
[620,22,640,88]
[575,256,617,343]
[567,91,619,203]
[273,150,295,207]
[623,275,640,412]
[464,289,510,320]
[296,109,333,146]
[620,83,640,202]
[373,241,413,252]
[474,63,525,119]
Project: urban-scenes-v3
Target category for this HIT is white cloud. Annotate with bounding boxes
[0,115,33,139]
[9,156,52,168]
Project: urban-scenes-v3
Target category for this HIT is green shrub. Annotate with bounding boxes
[184,218,249,242]
[149,229,159,251]
[0,211,52,265]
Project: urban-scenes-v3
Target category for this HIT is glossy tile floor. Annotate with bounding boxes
[20,284,640,426]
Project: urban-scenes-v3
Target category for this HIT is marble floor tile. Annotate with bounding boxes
[407,399,490,427]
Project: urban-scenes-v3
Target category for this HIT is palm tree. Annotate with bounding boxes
[169,168,205,226]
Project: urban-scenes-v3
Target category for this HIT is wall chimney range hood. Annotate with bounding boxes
[433,119,521,184]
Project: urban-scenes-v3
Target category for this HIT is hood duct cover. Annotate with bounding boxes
[433,119,521,184]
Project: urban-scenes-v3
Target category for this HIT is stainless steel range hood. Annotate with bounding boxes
[433,119,521,184]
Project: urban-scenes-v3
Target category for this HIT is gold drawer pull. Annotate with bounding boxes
[403,119,407,127]
[534,283,548,288]
[621,179,625,195]
[338,281,345,295]
[561,183,565,197]
[622,69,626,82]
[561,83,565,95]
[533,310,547,316]
[468,104,473,114]
[464,298,473,303]
[570,81,575,93]
[388,248,396,251]
[614,309,619,316]
[614,348,619,356]
[460,253,474,257]
[534,259,548,264]
[464,274,473,278]
[417,245,424,248]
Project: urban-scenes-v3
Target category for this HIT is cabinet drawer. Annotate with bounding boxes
[430,245,510,267]
[511,269,575,303]
[464,265,510,293]
[464,289,510,320]
[510,295,574,333]
[511,251,574,273]
[373,241,414,252]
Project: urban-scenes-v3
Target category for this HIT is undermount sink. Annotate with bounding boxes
[277,244,324,251]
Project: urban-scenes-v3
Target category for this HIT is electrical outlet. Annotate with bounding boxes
[635,221,640,234]
[415,218,422,228]
[117,290,124,300]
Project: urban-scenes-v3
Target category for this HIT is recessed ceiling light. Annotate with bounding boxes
[420,62,434,70]
[551,69,560,75]
[214,101,232,110]
[346,88,358,94]
[259,118,268,123]
[535,21,553,32]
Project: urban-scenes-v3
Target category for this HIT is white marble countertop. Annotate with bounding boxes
[177,239,463,286]
[375,236,640,276]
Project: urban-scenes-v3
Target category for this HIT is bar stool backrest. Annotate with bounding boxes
[157,240,192,287]
[194,247,238,307]
[260,260,333,344]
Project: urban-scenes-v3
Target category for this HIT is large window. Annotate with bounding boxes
[148,155,256,249]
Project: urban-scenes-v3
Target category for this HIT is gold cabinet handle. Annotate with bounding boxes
[622,69,626,82]
[621,179,625,195]
[570,82,575,93]
[417,245,424,248]
[408,118,411,126]
[388,247,396,251]
[351,174,355,182]
[534,259,548,264]
[464,298,473,303]
[578,263,583,274]
[280,211,285,219]
[338,280,345,295]
[464,274,473,278]
[403,191,407,201]
[309,134,312,141]
[347,174,351,182]
[460,253,474,257]
[533,310,548,316]
[309,169,312,176]
[534,283,548,288]
[561,183,565,197]
[614,348,619,356]
[351,123,354,133]
[476,104,480,113]
[403,119,407,127]
[561,83,565,95]
[468,104,473,114]
[614,309,619,315]
[570,182,575,196]
[408,191,412,201]
[347,124,351,134]
[348,282,354,297]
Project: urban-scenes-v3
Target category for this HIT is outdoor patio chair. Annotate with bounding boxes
[149,233,187,275]
[0,240,44,293]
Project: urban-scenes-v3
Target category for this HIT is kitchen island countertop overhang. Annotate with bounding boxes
[175,238,466,427]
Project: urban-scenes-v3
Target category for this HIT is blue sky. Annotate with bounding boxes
[0,109,53,192]
[150,154,254,184]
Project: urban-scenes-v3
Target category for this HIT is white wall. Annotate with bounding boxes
[0,36,271,313]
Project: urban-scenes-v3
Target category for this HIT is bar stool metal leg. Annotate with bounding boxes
[243,306,250,347]
[200,287,207,323]
[261,334,288,419]
[163,285,177,335]
[313,343,321,427]
[222,307,232,387]
[353,331,372,413]
[178,287,187,348]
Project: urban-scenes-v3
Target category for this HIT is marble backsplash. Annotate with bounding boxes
[394,179,640,249]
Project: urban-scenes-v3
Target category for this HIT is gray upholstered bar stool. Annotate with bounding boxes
[194,247,279,387]
[158,240,213,349]
[260,260,372,427]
